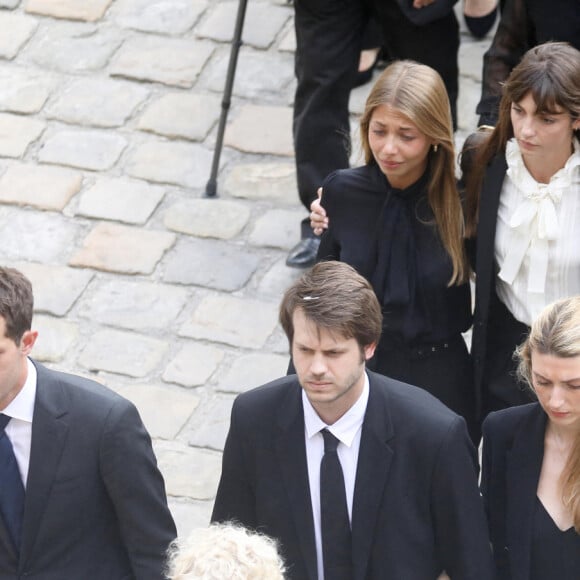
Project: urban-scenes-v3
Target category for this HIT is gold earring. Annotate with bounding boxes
[433,144,438,153]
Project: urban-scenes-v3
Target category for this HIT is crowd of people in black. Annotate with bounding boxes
[0,1,578,577]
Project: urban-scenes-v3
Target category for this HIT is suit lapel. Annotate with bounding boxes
[351,375,394,580]
[476,153,506,310]
[505,405,545,580]
[275,384,317,580]
[19,362,69,568]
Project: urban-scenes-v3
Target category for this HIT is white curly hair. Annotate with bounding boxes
[165,522,286,579]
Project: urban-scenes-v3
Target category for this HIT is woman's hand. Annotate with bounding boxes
[310,188,328,236]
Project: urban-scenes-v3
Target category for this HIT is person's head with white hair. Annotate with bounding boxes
[165,522,286,580]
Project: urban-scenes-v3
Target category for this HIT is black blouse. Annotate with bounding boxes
[531,497,580,580]
[317,162,472,345]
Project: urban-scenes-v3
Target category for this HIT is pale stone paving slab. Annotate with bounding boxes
[457,76,481,134]
[113,0,208,35]
[268,325,293,356]
[0,12,38,60]
[154,440,222,499]
[33,315,79,363]
[162,343,225,388]
[0,0,19,8]
[205,51,294,100]
[225,104,293,156]
[26,0,114,22]
[197,1,290,50]
[257,258,302,300]
[76,177,166,224]
[12,262,93,316]
[179,294,279,349]
[0,164,82,211]
[27,23,121,73]
[0,113,45,158]
[168,501,212,537]
[278,24,296,52]
[0,209,80,263]
[77,278,188,331]
[163,199,250,240]
[39,129,127,171]
[163,238,260,292]
[187,394,234,451]
[113,382,200,440]
[137,93,220,141]
[0,66,53,114]
[217,352,289,394]
[125,140,214,189]
[69,223,175,275]
[248,208,306,249]
[110,36,214,88]
[46,78,149,128]
[78,328,169,378]
[224,162,298,204]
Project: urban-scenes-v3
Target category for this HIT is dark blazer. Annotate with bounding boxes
[481,403,547,580]
[471,154,507,408]
[0,360,176,579]
[212,370,493,579]
[470,153,531,417]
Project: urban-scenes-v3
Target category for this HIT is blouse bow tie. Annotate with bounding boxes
[498,139,575,294]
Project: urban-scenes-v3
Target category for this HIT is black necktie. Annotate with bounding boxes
[320,429,352,580]
[0,414,24,553]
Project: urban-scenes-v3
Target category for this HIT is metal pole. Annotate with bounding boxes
[204,0,249,198]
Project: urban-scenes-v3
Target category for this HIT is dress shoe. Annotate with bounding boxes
[286,237,321,268]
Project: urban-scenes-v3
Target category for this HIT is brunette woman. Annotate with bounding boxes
[464,42,580,418]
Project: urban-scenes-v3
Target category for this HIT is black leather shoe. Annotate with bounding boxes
[286,238,321,268]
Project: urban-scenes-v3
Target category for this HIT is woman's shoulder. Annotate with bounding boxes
[322,163,385,197]
[483,402,540,439]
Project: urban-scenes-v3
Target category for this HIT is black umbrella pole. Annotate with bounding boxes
[204,0,249,198]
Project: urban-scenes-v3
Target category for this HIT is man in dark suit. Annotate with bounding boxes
[0,267,176,578]
[212,261,493,579]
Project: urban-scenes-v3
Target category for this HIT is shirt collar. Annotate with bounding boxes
[303,372,370,448]
[3,358,37,423]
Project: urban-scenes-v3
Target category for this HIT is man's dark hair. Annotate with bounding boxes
[279,261,382,349]
[0,267,34,343]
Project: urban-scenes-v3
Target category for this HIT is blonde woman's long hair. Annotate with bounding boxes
[516,296,580,534]
[359,60,468,285]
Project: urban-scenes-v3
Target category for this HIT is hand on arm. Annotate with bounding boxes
[310,188,328,236]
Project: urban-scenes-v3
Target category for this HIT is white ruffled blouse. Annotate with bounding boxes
[494,138,580,325]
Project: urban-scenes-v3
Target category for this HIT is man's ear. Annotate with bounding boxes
[20,330,38,355]
[363,342,377,361]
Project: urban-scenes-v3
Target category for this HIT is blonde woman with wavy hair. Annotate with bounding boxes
[308,60,477,442]
[165,523,285,580]
[482,296,580,580]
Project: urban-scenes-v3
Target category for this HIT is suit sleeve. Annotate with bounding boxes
[431,417,494,580]
[99,399,177,580]
[481,412,509,577]
[211,398,257,528]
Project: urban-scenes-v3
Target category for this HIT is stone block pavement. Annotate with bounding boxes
[0,0,494,538]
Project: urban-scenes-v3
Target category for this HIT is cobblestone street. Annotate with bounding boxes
[0,0,492,535]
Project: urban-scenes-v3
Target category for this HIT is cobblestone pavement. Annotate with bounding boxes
[0,0,492,536]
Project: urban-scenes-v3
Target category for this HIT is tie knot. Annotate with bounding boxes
[321,429,340,453]
[0,414,10,431]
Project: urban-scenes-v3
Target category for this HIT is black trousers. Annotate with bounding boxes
[293,0,459,228]
[482,299,534,416]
